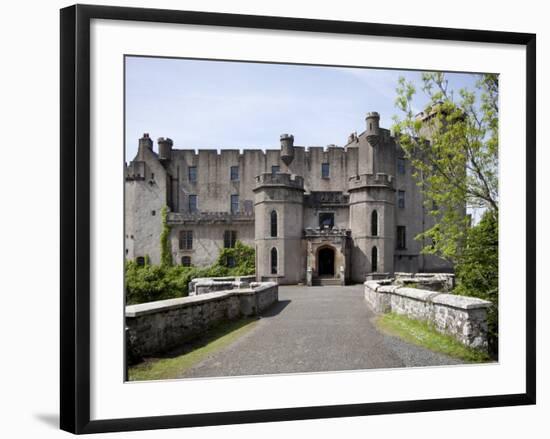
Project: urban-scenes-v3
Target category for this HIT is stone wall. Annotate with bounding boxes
[188,275,256,295]
[365,280,491,350]
[126,282,278,361]
[394,272,455,292]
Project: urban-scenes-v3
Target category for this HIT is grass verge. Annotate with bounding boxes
[376,313,491,363]
[128,317,259,381]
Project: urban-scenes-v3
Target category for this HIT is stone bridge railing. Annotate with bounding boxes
[126,282,278,362]
[188,275,256,296]
[365,280,491,351]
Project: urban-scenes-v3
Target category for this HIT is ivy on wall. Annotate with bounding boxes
[159,206,172,267]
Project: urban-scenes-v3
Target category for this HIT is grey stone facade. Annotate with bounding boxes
[125,111,453,285]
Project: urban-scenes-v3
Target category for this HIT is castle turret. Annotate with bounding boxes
[280,134,295,166]
[365,112,380,146]
[253,172,304,284]
[157,137,173,162]
[136,133,154,161]
[348,173,395,281]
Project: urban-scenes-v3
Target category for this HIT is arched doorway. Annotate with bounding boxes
[317,246,335,277]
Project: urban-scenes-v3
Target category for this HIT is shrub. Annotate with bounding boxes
[125,241,255,305]
[216,241,255,275]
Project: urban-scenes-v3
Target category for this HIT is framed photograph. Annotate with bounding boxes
[60,4,536,434]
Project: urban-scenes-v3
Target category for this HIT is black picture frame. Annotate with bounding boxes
[60,4,536,434]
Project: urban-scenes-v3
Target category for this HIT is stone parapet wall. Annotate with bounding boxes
[189,275,256,296]
[394,272,455,292]
[365,280,491,350]
[126,282,277,361]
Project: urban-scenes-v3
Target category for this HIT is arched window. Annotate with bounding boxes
[371,246,378,273]
[371,210,378,236]
[270,210,278,237]
[270,247,278,275]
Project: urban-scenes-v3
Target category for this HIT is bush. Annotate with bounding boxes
[215,241,255,275]
[125,241,255,305]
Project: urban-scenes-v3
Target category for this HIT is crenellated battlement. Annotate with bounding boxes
[348,173,394,190]
[254,172,305,190]
[125,161,146,181]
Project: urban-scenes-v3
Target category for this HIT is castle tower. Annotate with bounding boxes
[348,173,395,282]
[253,172,305,284]
[137,133,153,160]
[280,133,295,166]
[365,111,380,146]
[358,111,382,175]
[157,137,173,162]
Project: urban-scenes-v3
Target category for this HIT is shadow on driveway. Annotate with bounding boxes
[260,299,291,318]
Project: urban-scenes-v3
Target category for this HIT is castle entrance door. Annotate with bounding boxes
[317,247,335,277]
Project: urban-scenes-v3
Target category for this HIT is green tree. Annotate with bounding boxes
[393,72,498,264]
[393,72,499,356]
[454,210,499,354]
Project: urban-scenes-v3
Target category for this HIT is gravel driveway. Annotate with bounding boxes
[181,284,463,378]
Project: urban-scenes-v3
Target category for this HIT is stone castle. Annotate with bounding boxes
[125,111,452,285]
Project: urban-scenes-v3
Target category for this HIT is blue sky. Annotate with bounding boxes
[125,56,480,161]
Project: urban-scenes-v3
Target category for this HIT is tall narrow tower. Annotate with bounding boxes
[348,172,395,282]
[253,172,305,284]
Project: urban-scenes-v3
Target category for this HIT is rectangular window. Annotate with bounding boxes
[188,166,197,183]
[230,194,239,214]
[188,194,198,212]
[321,163,330,178]
[398,190,405,208]
[179,230,193,250]
[224,230,237,248]
[397,157,406,175]
[230,166,239,181]
[271,165,280,176]
[181,256,192,267]
[319,212,334,229]
[396,226,407,250]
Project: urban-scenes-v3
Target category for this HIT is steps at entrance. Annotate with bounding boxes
[312,277,342,286]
